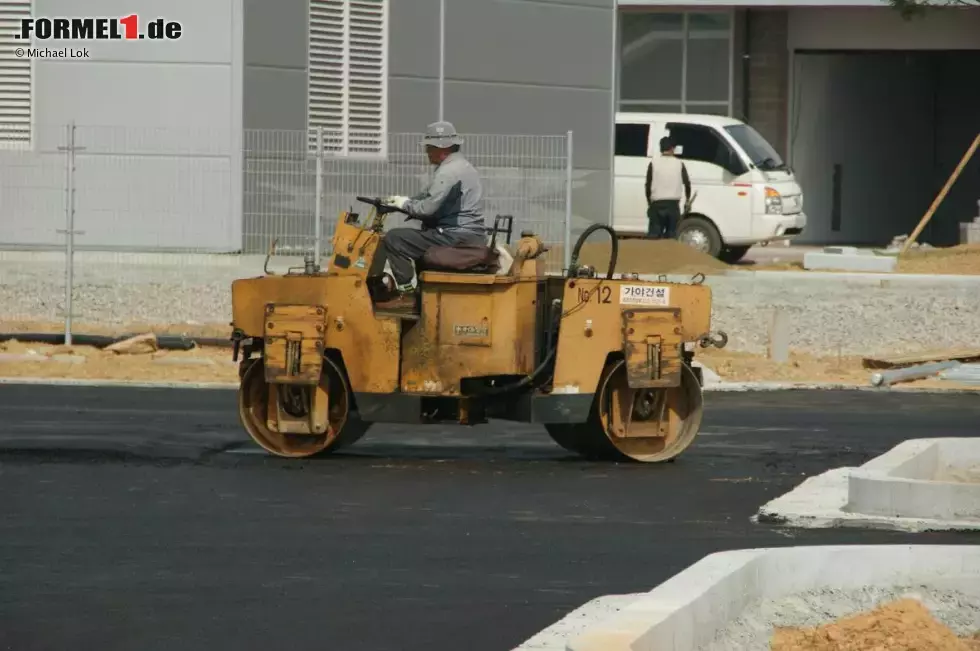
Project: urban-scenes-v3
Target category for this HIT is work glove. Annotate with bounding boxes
[383,195,409,210]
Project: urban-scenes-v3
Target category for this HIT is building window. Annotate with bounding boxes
[307,0,388,157]
[617,10,732,116]
[0,0,32,147]
[614,123,650,158]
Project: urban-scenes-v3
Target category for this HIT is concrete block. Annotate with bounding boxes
[0,352,46,362]
[803,248,898,272]
[49,354,86,364]
[152,357,217,367]
[767,308,790,363]
[960,219,980,245]
[559,545,980,651]
[757,438,980,531]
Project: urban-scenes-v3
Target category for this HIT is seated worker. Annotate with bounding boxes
[375,120,488,313]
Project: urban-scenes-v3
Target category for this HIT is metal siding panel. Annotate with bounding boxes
[1,0,239,250]
[241,0,307,131]
[445,0,611,89]
[33,0,233,63]
[242,0,308,67]
[387,0,439,78]
[0,0,32,143]
[387,0,615,227]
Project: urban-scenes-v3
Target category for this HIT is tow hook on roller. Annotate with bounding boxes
[698,331,728,349]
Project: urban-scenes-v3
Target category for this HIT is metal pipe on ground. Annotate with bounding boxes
[939,363,980,385]
[870,361,962,387]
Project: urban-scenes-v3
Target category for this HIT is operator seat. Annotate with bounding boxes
[415,214,515,276]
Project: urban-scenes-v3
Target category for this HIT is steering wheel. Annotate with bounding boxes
[356,196,411,217]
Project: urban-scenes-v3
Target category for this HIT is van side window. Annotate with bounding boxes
[665,123,746,175]
[614,123,650,157]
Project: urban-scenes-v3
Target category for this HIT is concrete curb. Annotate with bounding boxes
[0,376,976,394]
[709,270,980,286]
[756,438,980,532]
[701,380,979,393]
[558,545,980,651]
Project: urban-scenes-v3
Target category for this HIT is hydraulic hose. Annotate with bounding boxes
[477,224,624,397]
[567,223,619,280]
[469,300,562,397]
[471,345,559,397]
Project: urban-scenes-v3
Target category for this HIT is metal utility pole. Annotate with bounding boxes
[438,0,445,121]
[314,126,324,262]
[56,121,85,346]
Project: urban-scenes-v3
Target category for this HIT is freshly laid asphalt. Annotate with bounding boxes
[0,385,978,651]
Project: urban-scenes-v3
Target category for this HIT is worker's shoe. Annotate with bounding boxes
[375,290,418,314]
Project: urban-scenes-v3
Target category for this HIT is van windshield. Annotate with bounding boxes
[724,124,787,171]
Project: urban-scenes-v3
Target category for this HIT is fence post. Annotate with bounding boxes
[56,121,84,346]
[314,126,324,261]
[563,130,574,272]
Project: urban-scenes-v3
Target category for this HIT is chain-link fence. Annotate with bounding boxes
[0,123,572,339]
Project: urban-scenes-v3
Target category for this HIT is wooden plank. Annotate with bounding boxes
[862,348,980,370]
[900,132,980,255]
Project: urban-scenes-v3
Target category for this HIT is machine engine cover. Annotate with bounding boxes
[621,307,683,389]
[263,304,328,385]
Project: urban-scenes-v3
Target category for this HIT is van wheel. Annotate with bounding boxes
[677,216,722,259]
[719,245,751,264]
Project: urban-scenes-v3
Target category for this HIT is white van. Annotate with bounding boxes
[613,112,807,263]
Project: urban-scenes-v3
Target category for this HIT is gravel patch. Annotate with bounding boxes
[699,585,980,651]
[3,259,979,357]
[705,275,980,356]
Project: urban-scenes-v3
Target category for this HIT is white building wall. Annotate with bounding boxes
[0,0,243,251]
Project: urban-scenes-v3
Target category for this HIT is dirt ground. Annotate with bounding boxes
[1,331,976,390]
[549,238,980,276]
[751,243,980,275]
[771,598,980,651]
[1,319,232,339]
[695,348,979,391]
[0,338,237,384]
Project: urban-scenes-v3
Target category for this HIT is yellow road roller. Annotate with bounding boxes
[229,197,728,462]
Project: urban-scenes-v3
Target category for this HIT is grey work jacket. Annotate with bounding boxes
[403,152,486,238]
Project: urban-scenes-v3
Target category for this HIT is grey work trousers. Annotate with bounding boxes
[382,226,485,288]
[647,200,682,239]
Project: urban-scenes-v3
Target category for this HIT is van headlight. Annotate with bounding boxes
[764,187,783,215]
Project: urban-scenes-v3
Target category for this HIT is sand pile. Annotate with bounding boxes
[558,239,731,276]
[771,598,980,651]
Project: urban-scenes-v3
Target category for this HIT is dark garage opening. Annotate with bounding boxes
[788,50,980,247]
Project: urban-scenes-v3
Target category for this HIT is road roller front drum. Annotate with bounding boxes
[238,355,369,458]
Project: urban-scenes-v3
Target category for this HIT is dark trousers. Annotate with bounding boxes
[381,227,484,289]
[647,200,681,239]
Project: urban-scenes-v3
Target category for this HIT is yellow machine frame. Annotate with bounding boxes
[230,197,727,462]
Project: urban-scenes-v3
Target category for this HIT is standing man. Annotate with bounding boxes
[644,136,691,240]
[376,120,487,313]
